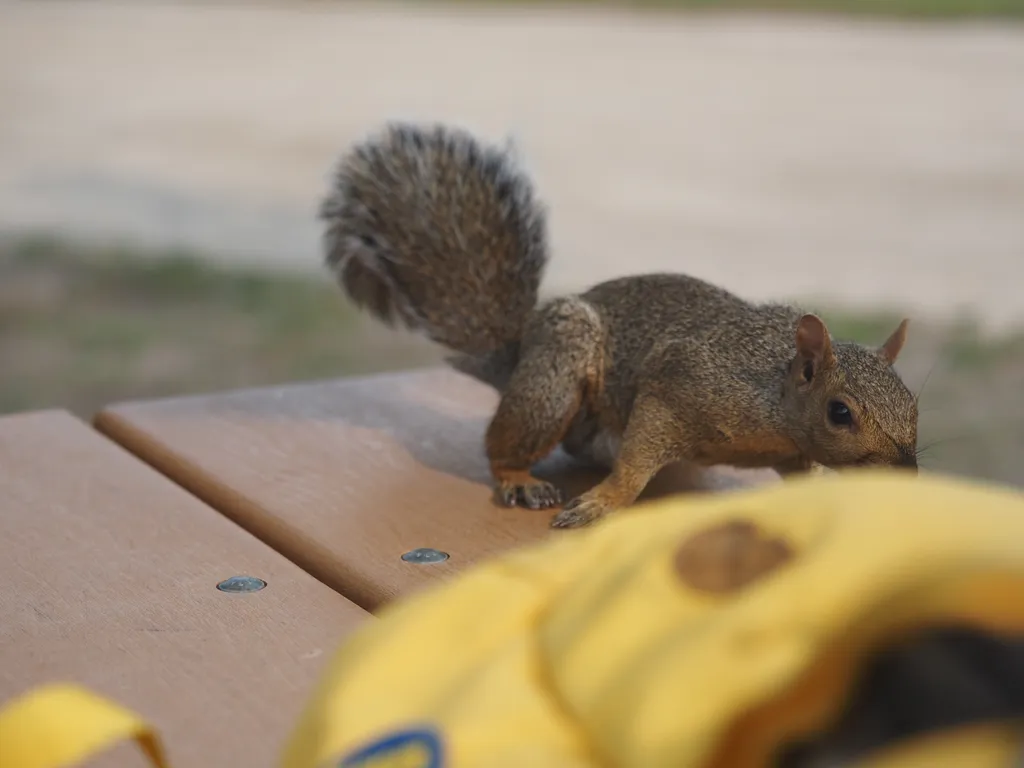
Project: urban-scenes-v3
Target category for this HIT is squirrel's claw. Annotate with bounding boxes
[495,478,563,510]
[550,494,613,529]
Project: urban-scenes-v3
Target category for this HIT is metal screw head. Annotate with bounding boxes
[216,575,267,593]
[401,548,449,564]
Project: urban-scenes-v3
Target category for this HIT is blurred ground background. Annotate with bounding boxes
[1,0,1022,487]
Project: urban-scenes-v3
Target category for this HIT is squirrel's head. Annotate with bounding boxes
[783,314,918,472]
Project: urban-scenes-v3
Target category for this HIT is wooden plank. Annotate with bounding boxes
[0,410,368,768]
[95,368,775,612]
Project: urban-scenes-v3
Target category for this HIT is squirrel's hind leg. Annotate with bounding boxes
[486,297,604,511]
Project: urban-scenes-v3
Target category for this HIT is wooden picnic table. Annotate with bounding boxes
[2,367,776,765]
[0,410,367,768]
[93,367,776,612]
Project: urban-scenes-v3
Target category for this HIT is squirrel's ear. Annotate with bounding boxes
[795,314,835,383]
[878,318,910,365]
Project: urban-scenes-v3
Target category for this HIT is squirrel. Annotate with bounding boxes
[319,121,920,529]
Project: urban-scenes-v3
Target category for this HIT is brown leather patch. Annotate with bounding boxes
[673,519,794,594]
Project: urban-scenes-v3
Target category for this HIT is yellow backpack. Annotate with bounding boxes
[5,471,1024,768]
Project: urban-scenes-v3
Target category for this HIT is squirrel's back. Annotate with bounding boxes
[583,273,804,377]
[320,122,549,356]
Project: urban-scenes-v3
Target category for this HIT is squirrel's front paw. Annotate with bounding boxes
[550,493,614,529]
[495,476,563,510]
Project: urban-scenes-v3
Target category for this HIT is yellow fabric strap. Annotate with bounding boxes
[0,684,168,768]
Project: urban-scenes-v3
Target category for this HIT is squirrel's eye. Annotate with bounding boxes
[828,400,853,427]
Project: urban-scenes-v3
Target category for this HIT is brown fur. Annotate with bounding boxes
[321,122,920,528]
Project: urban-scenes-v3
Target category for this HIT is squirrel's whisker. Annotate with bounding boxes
[914,356,942,407]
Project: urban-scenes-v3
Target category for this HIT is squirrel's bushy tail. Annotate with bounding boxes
[320,122,549,357]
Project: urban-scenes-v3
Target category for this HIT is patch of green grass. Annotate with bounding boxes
[941,321,1024,370]
[2,233,1022,490]
[813,308,909,347]
[812,303,1024,372]
[0,234,442,417]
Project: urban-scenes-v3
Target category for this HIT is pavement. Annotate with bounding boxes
[2,1,1022,329]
